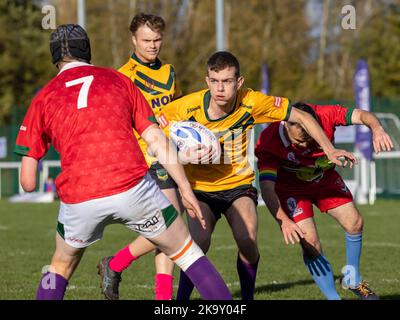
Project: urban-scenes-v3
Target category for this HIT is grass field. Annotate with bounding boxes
[0,199,399,300]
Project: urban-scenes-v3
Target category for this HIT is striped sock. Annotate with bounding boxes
[169,237,231,300]
[304,254,341,300]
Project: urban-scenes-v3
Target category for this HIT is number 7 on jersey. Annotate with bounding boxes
[65,75,94,109]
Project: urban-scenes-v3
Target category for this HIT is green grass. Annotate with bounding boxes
[0,199,399,300]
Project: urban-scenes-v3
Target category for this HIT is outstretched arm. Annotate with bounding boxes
[351,109,394,153]
[260,180,305,245]
[288,108,357,167]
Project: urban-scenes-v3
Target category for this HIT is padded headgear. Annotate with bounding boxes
[50,24,91,65]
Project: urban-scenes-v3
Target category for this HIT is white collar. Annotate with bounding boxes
[279,121,291,148]
[57,61,92,75]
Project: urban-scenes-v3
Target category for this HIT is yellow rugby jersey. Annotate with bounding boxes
[158,88,291,192]
[119,53,182,165]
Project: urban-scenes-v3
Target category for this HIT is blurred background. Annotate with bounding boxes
[0,0,399,200]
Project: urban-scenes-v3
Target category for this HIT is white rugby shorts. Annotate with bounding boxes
[56,173,178,248]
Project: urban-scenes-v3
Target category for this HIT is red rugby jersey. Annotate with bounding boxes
[255,104,354,189]
[15,62,157,203]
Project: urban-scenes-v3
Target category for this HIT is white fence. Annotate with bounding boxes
[0,160,60,199]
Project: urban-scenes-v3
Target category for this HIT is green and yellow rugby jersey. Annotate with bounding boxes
[119,53,182,165]
[158,88,291,192]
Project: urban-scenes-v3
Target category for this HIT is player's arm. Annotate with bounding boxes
[255,128,304,245]
[351,109,394,153]
[288,108,357,167]
[20,156,39,192]
[14,96,49,192]
[141,124,206,229]
[128,79,205,227]
[260,180,305,245]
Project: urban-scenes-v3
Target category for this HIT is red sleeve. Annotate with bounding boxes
[314,104,354,128]
[123,76,157,135]
[255,127,280,182]
[14,95,50,160]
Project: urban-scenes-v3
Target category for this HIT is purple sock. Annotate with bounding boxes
[36,272,68,300]
[177,270,195,300]
[236,253,259,300]
[184,256,232,300]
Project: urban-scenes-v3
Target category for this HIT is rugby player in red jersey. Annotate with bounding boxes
[255,102,393,300]
[14,24,232,300]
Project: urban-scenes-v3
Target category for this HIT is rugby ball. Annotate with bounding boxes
[169,121,221,164]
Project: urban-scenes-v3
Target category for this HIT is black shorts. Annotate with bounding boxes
[193,185,258,220]
[148,162,178,189]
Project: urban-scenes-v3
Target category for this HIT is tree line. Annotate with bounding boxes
[1,0,399,125]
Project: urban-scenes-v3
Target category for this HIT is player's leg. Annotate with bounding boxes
[326,201,378,299]
[278,191,340,300]
[113,174,230,300]
[154,187,183,300]
[317,173,378,299]
[150,211,231,300]
[176,200,217,300]
[36,233,85,300]
[327,202,363,285]
[101,163,182,300]
[296,216,340,300]
[37,199,109,300]
[225,195,259,300]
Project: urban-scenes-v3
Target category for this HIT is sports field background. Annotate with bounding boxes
[0,199,399,300]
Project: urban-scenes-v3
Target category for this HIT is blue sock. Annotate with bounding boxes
[303,254,341,300]
[344,232,362,287]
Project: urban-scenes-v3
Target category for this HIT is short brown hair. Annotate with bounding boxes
[129,13,165,35]
[207,51,240,78]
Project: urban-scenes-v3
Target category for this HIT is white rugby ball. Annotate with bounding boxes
[169,121,221,164]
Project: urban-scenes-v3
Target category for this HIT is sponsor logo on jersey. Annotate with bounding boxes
[145,79,155,90]
[287,152,300,164]
[187,106,201,113]
[158,114,169,128]
[20,126,27,131]
[151,94,174,109]
[274,97,282,108]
